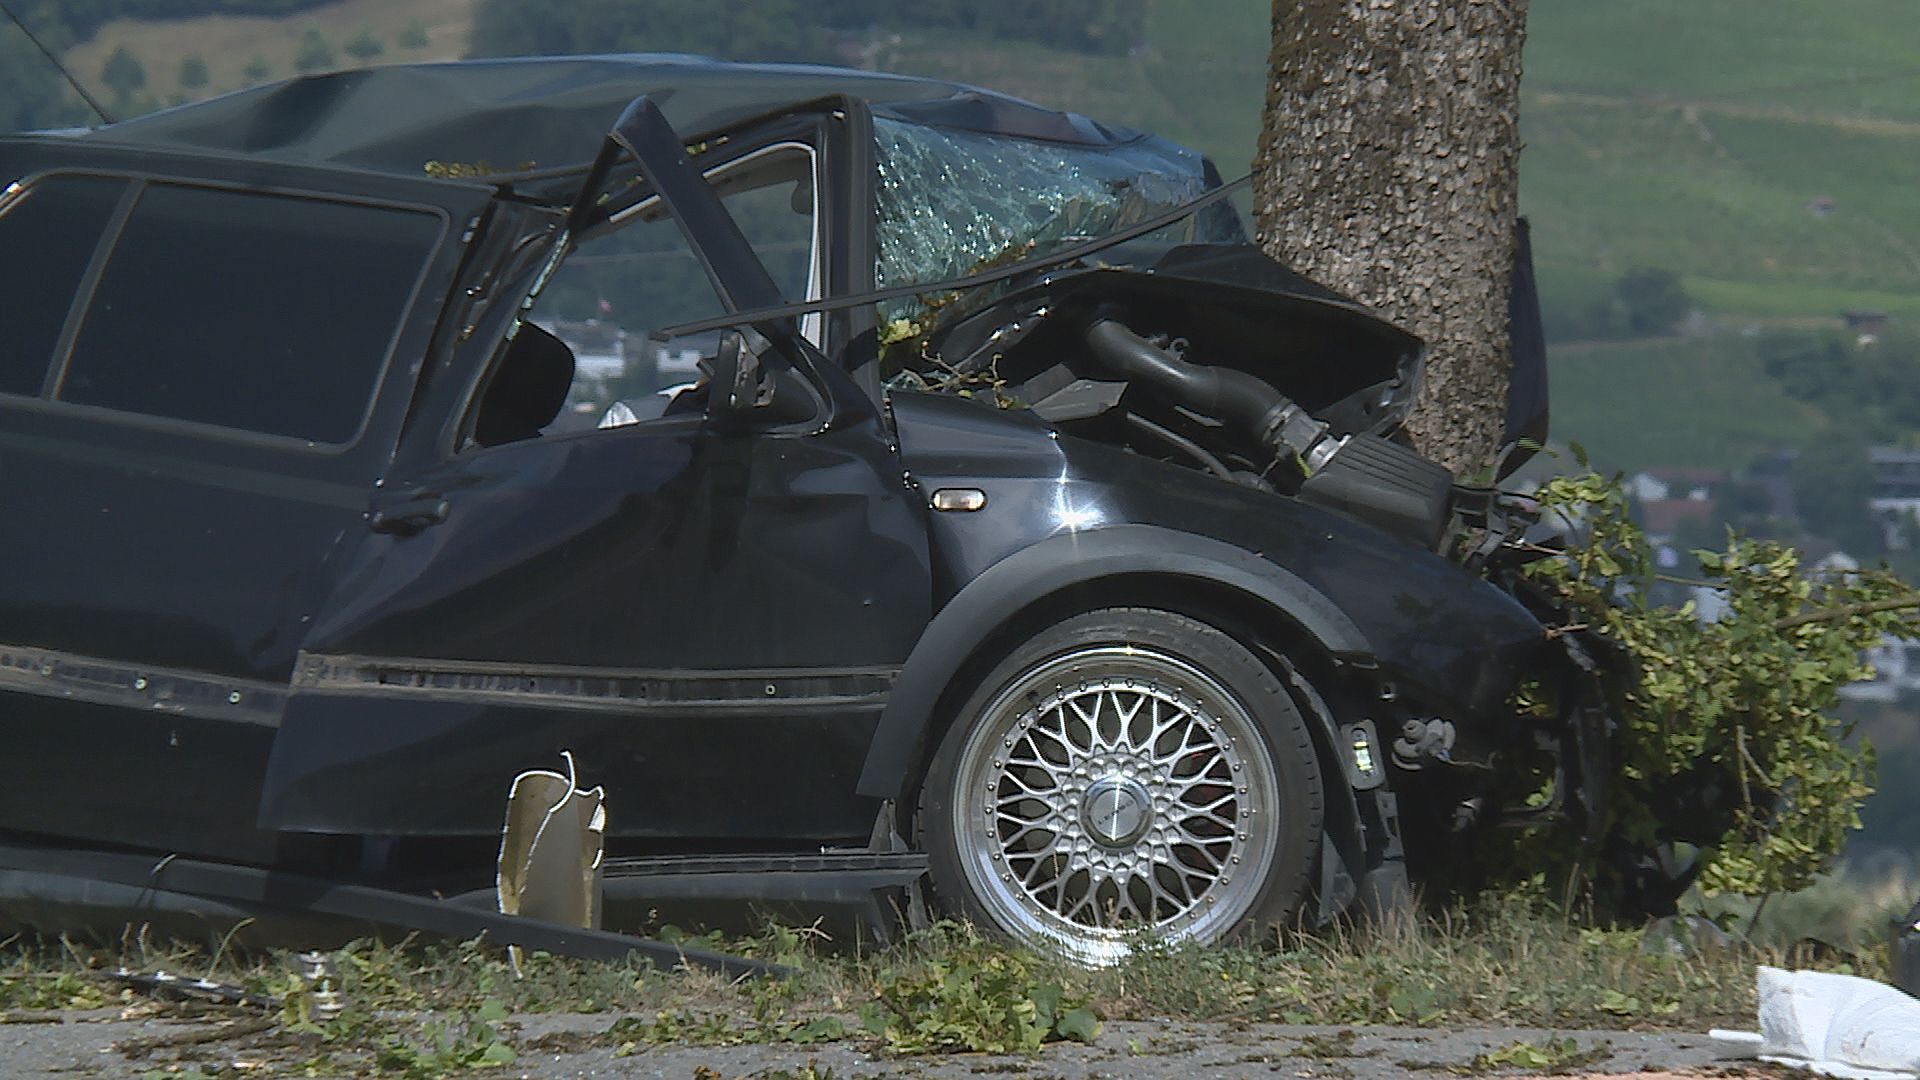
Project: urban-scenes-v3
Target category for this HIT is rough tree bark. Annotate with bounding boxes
[1252,0,1528,476]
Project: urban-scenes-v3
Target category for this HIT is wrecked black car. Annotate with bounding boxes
[0,56,1574,964]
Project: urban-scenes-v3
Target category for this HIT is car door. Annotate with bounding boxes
[0,144,496,862]
[259,104,934,846]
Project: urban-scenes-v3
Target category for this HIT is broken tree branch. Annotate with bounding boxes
[1772,594,1920,631]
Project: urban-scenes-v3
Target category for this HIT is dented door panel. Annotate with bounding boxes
[262,418,932,839]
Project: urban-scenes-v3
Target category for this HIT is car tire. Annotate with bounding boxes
[917,607,1324,963]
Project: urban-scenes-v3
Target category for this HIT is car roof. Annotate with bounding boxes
[40,54,1157,182]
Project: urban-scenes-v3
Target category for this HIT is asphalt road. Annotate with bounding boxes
[0,1009,1772,1079]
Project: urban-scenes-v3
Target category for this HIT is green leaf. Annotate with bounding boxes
[1598,989,1641,1016]
[1055,1007,1101,1043]
[785,1016,846,1044]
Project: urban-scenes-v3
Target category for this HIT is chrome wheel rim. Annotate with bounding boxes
[952,645,1279,964]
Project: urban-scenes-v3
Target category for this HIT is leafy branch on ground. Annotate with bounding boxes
[1525,466,1919,896]
[855,922,1099,1054]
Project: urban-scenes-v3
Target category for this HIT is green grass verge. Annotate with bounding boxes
[2,888,1899,1075]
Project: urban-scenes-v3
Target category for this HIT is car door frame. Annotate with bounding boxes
[0,144,498,863]
[257,99,936,848]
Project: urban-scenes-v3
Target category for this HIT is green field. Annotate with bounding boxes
[1546,335,1828,474]
[1522,0,1920,122]
[878,0,1270,176]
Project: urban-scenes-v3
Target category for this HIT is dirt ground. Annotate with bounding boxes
[0,1009,1791,1079]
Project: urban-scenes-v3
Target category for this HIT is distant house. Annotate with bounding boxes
[1638,497,1717,541]
[1627,466,1724,504]
[1868,446,1920,549]
[1843,309,1890,334]
[1843,309,1890,346]
[1840,633,1920,703]
[1626,467,1725,541]
[541,318,633,381]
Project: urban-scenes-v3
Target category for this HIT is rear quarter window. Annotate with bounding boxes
[0,175,126,398]
[56,183,443,445]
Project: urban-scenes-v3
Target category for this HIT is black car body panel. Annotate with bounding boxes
[855,392,1552,801]
[0,54,1579,940]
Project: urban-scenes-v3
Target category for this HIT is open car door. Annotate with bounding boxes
[258,98,932,851]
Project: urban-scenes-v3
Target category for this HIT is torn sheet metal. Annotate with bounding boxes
[498,751,606,932]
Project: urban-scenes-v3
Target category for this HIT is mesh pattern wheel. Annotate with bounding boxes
[919,608,1324,964]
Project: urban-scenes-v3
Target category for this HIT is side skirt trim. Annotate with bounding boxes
[293,652,897,715]
[0,644,285,727]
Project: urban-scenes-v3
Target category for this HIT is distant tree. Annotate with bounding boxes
[100,45,146,101]
[399,19,430,49]
[178,54,209,90]
[0,31,82,131]
[343,26,384,61]
[1760,329,1847,401]
[1614,267,1692,336]
[243,55,273,83]
[1792,435,1884,558]
[294,29,335,72]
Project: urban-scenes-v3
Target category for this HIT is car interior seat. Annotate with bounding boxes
[473,322,576,447]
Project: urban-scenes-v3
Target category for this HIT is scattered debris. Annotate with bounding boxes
[112,1015,278,1058]
[100,968,275,1010]
[296,951,344,1020]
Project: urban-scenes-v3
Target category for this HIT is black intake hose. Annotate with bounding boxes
[1084,316,1455,546]
[1083,318,1295,452]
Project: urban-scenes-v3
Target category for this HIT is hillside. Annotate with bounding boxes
[62,0,473,104]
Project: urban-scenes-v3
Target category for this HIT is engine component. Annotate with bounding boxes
[1297,433,1456,549]
[1392,716,1458,770]
[1080,315,1454,547]
[1082,317,1338,467]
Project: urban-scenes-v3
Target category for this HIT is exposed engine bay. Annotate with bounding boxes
[884,244,1463,551]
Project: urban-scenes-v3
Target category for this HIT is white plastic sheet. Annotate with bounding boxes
[1712,966,1920,1078]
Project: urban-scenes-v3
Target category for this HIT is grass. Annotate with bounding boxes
[1546,333,1826,474]
[873,0,1270,176]
[61,0,473,106]
[1694,858,1920,957]
[1684,278,1920,322]
[2,865,1910,1078]
[1523,0,1920,122]
[1,886,1897,1073]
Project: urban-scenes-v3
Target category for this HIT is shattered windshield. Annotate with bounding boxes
[872,117,1244,329]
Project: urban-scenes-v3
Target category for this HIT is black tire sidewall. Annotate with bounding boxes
[917,606,1324,948]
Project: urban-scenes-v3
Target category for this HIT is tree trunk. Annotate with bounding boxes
[1252,0,1528,476]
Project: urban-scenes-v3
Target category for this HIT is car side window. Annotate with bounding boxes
[493,146,818,438]
[0,175,126,398]
[55,183,443,445]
